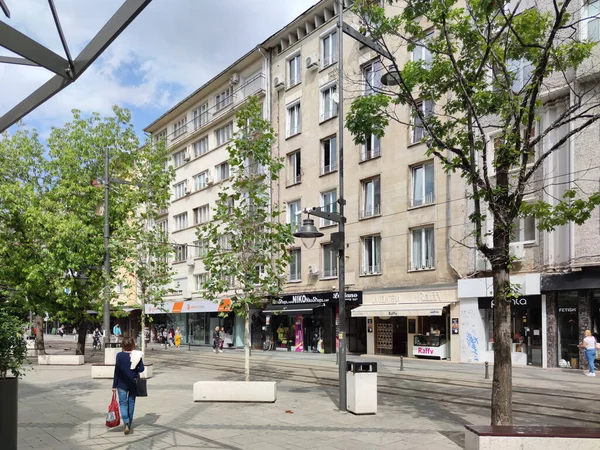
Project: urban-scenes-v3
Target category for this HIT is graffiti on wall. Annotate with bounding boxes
[465,332,479,362]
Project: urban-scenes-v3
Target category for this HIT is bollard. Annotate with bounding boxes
[336,352,339,365]
[485,361,489,379]
[399,355,404,371]
[188,341,191,351]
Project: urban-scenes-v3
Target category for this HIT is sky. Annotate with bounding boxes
[0,0,320,138]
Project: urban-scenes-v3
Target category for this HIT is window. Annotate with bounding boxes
[287,151,302,185]
[587,0,600,40]
[511,214,536,244]
[412,32,433,65]
[362,60,381,95]
[215,162,230,181]
[173,213,188,231]
[321,30,338,67]
[321,189,337,227]
[215,87,233,111]
[194,239,208,257]
[362,235,381,275]
[194,273,207,291]
[215,122,233,146]
[193,204,210,225]
[287,199,301,232]
[411,100,433,144]
[154,129,167,143]
[193,137,208,158]
[193,103,209,130]
[361,177,381,218]
[320,84,338,122]
[194,170,209,190]
[173,180,188,200]
[224,196,235,214]
[321,135,337,174]
[412,162,435,207]
[322,243,337,278]
[508,58,534,92]
[172,116,187,139]
[174,244,188,262]
[289,249,301,281]
[172,149,187,168]
[288,53,301,87]
[286,102,301,137]
[219,233,231,251]
[361,134,381,161]
[411,227,435,270]
[157,220,168,235]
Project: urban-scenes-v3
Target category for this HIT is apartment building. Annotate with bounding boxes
[143,48,268,348]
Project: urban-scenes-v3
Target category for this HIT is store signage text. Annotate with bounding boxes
[558,307,577,313]
[274,291,362,305]
[368,290,455,304]
[417,347,436,355]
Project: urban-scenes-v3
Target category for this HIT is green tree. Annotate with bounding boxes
[346,0,600,424]
[199,97,294,381]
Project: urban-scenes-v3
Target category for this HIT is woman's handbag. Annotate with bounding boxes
[105,392,121,428]
[135,377,148,397]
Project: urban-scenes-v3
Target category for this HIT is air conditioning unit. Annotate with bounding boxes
[185,188,191,195]
[509,243,525,260]
[187,258,195,267]
[183,151,191,162]
[273,74,284,90]
[206,176,214,185]
[306,54,319,70]
[230,72,240,85]
[308,265,320,276]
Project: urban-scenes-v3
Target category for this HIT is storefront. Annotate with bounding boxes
[351,287,459,360]
[145,298,235,346]
[263,291,364,354]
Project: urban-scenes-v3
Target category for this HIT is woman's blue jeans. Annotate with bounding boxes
[117,388,136,425]
[585,349,597,373]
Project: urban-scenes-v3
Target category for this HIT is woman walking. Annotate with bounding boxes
[578,329,597,376]
[112,337,145,435]
[213,326,220,354]
[174,327,182,348]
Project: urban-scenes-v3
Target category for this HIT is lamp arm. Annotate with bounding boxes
[303,207,345,224]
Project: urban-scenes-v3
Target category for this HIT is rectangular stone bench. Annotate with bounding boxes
[465,425,600,450]
[92,364,153,379]
[38,355,84,365]
[193,381,276,403]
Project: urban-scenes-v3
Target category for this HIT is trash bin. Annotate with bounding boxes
[346,361,377,415]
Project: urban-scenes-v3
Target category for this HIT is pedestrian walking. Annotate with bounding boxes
[213,326,220,353]
[57,325,64,337]
[167,330,174,348]
[162,329,168,348]
[218,327,225,353]
[174,327,182,348]
[112,336,145,435]
[578,329,597,376]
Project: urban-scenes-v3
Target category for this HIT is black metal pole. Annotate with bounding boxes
[400,355,404,371]
[103,146,111,347]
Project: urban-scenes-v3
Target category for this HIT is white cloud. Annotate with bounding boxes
[1,0,319,132]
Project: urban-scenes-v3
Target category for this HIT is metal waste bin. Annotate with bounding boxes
[346,361,377,414]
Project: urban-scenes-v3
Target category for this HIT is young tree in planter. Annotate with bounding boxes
[347,0,600,424]
[199,97,294,381]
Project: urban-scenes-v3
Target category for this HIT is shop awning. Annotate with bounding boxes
[351,302,450,318]
[145,298,233,314]
[264,303,325,315]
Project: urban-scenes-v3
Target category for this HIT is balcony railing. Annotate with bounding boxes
[320,106,338,122]
[412,258,435,270]
[162,74,266,149]
[361,204,381,219]
[287,174,302,186]
[361,146,381,162]
[321,162,337,175]
[411,192,435,207]
[361,264,381,275]
[322,267,338,278]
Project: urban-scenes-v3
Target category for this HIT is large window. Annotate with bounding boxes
[154,129,167,143]
[287,150,301,185]
[362,60,381,95]
[174,244,188,262]
[321,30,338,67]
[287,199,301,232]
[172,116,187,139]
[215,162,230,182]
[215,122,233,146]
[289,248,301,281]
[320,83,338,122]
[411,100,433,144]
[411,227,435,270]
[194,239,208,257]
[193,102,209,130]
[173,149,187,168]
[412,32,433,65]
[322,243,337,278]
[361,177,381,218]
[412,162,435,207]
[361,134,381,161]
[194,273,207,291]
[193,137,208,158]
[511,214,536,244]
[173,213,188,231]
[508,58,534,92]
[587,0,600,41]
[320,189,337,227]
[286,102,301,137]
[215,86,233,111]
[362,235,381,275]
[193,204,210,225]
[321,135,337,175]
[288,53,301,87]
[173,180,188,200]
[193,170,209,191]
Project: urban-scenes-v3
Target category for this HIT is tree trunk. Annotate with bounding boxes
[491,263,513,425]
[75,318,87,356]
[244,304,250,382]
[35,315,45,354]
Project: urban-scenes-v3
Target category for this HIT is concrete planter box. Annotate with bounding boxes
[38,355,84,365]
[465,426,600,450]
[104,347,120,365]
[26,340,39,357]
[193,381,276,403]
[91,364,153,379]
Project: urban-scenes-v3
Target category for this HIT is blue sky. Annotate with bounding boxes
[0,0,320,140]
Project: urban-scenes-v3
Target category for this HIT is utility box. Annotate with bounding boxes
[346,361,377,415]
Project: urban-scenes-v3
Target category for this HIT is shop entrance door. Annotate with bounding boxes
[392,317,408,356]
[528,303,543,367]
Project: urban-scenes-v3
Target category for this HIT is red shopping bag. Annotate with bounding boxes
[105,392,121,428]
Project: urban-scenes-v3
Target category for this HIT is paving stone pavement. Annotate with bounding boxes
[17,358,464,450]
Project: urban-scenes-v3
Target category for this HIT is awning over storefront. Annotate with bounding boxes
[145,299,229,315]
[351,302,450,318]
[264,302,325,315]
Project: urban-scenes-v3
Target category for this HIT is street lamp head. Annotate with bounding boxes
[380,65,401,86]
[293,218,324,249]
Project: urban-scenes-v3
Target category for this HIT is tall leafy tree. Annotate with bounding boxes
[199,97,294,381]
[346,0,600,424]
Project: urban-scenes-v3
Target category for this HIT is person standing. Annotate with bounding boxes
[113,324,122,343]
[578,329,597,376]
[167,329,174,348]
[174,327,182,348]
[112,337,144,435]
[213,326,220,354]
[218,327,225,353]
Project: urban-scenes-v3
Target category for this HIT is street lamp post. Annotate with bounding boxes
[102,147,111,347]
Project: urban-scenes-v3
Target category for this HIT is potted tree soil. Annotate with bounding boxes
[0,310,28,450]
